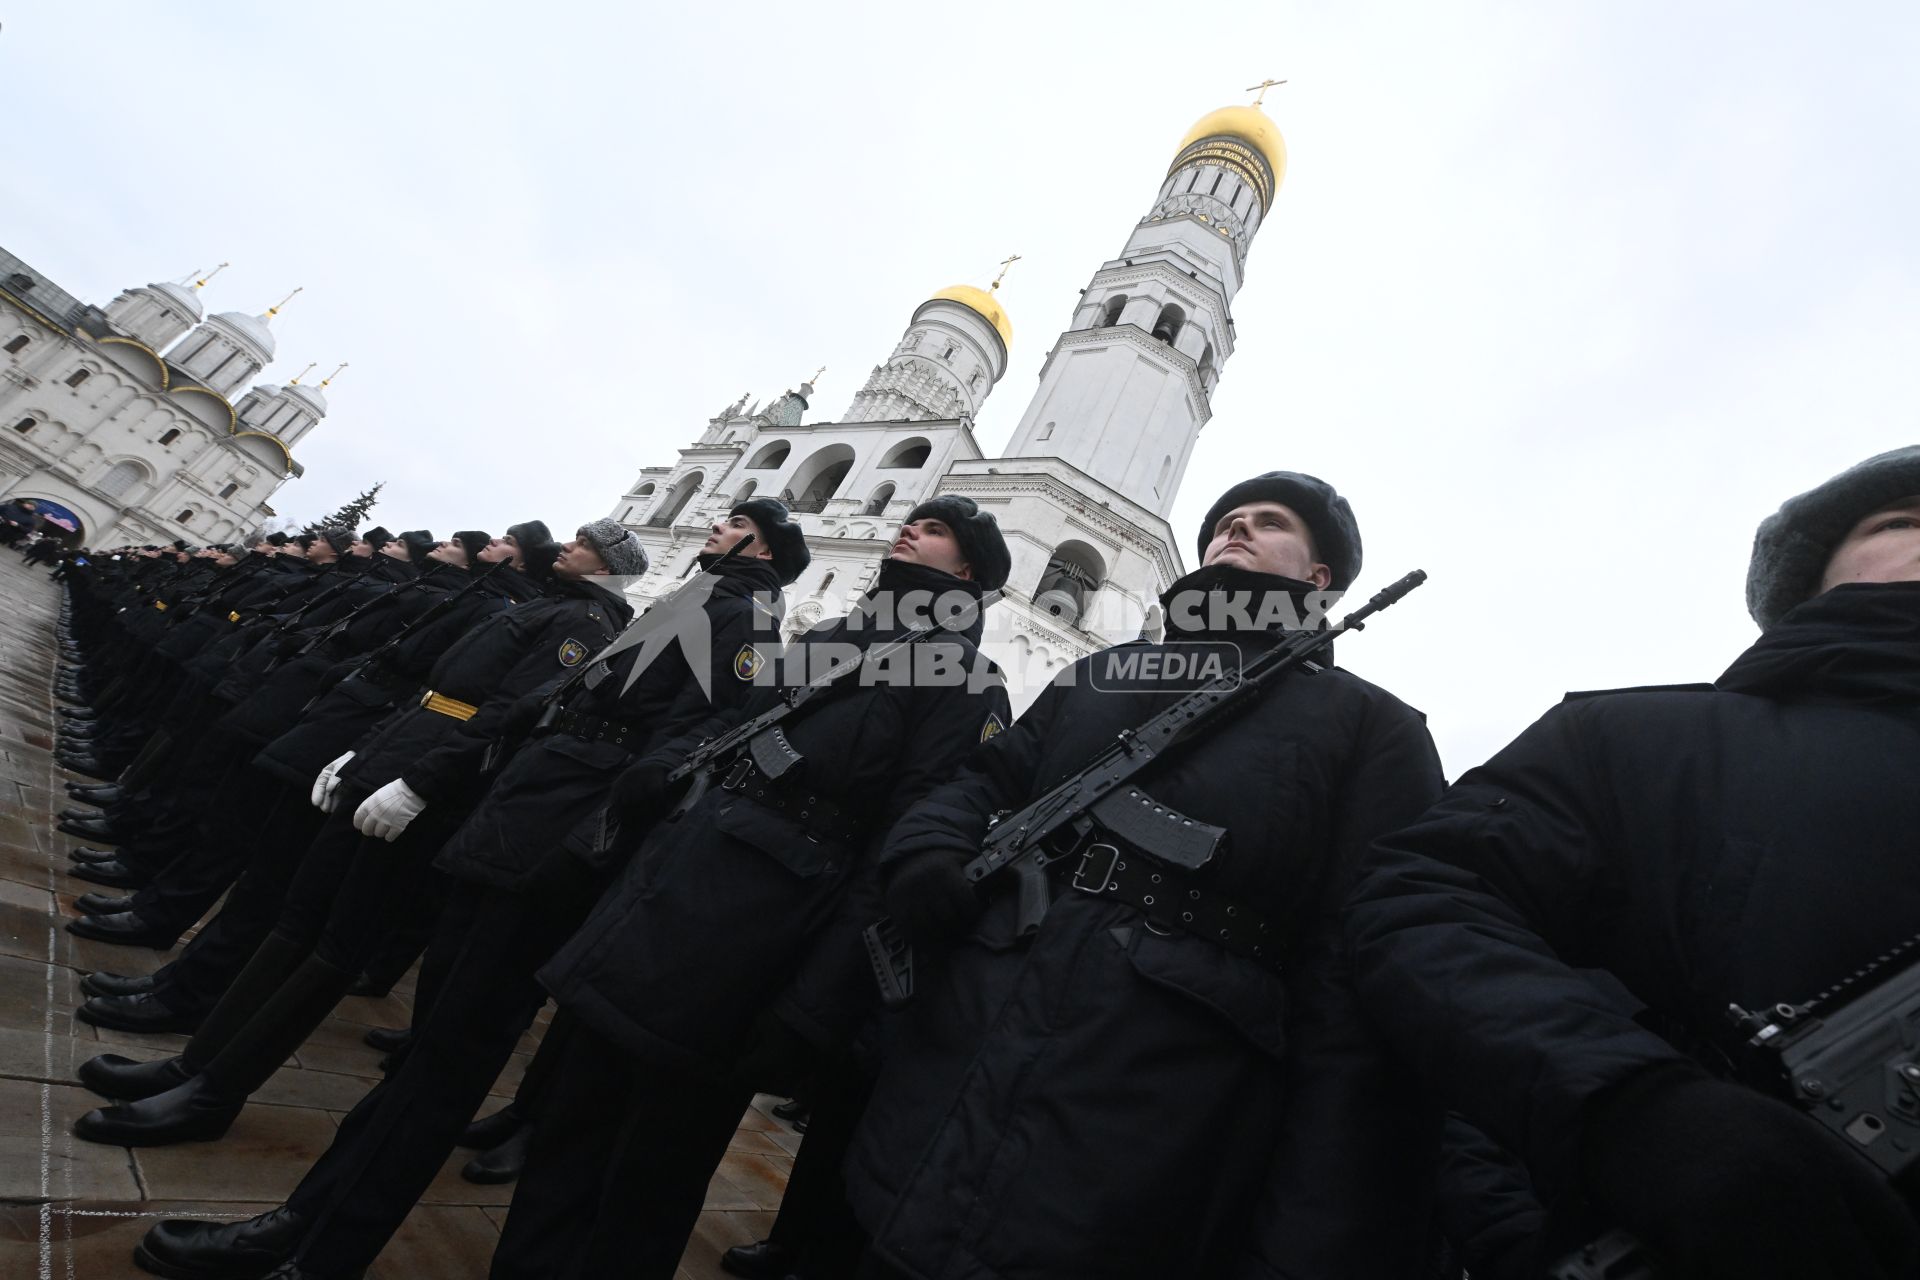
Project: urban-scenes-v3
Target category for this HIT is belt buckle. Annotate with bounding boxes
[720,758,754,792]
[1070,841,1121,895]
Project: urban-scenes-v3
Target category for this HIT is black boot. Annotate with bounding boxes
[360,1025,409,1053]
[66,910,173,946]
[77,1049,193,1100]
[75,891,136,915]
[76,990,200,1037]
[74,951,358,1147]
[135,1204,306,1279]
[59,814,125,842]
[721,1239,801,1279]
[68,846,123,865]
[81,969,157,998]
[458,1103,522,1149]
[460,1121,531,1184]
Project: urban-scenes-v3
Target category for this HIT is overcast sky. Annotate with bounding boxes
[6,1,1916,775]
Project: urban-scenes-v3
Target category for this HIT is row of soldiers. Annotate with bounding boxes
[37,443,1920,1279]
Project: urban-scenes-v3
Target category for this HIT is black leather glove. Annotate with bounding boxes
[883,849,982,944]
[498,692,547,741]
[609,756,690,823]
[1581,1062,1920,1279]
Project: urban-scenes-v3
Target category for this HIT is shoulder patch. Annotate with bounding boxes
[980,712,1005,743]
[557,638,589,667]
[734,644,766,681]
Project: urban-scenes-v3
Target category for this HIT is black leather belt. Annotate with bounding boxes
[1057,840,1283,972]
[538,707,647,752]
[717,757,868,848]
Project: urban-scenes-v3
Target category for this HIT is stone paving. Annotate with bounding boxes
[0,552,794,1278]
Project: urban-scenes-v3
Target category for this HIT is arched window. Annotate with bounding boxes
[635,482,657,497]
[747,440,791,469]
[1100,295,1128,327]
[12,417,33,434]
[1151,303,1186,346]
[648,470,706,528]
[1034,540,1109,628]
[863,483,895,516]
[1037,421,1055,442]
[1198,342,1216,386]
[784,444,856,514]
[218,482,240,500]
[820,569,836,592]
[619,506,634,522]
[734,479,758,503]
[175,508,195,524]
[65,368,92,388]
[3,335,27,355]
[879,437,932,469]
[97,460,150,500]
[157,428,182,445]
[942,343,956,361]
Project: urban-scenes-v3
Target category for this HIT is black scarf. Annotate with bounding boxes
[1158,564,1334,653]
[1716,581,1920,705]
[844,559,987,646]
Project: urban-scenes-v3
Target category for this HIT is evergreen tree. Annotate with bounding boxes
[304,482,384,534]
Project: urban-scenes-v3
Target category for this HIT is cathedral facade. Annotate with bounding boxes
[608,101,1287,707]
[0,249,330,547]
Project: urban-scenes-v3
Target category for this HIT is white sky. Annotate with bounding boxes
[5,1,1916,776]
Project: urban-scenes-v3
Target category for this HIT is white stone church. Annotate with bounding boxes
[606,100,1287,708]
[0,252,332,548]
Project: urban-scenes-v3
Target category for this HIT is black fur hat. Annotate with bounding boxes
[397,529,437,565]
[453,530,492,563]
[730,498,809,585]
[903,495,1011,591]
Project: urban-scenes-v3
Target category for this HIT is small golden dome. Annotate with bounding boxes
[1174,105,1288,191]
[927,284,1012,351]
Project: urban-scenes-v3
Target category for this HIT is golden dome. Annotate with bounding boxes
[1174,105,1288,192]
[927,284,1012,352]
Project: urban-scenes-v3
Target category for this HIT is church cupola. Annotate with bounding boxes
[234,360,338,448]
[841,261,1016,424]
[103,264,220,352]
[166,286,300,397]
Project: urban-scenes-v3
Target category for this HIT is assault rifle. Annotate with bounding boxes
[1553,932,1920,1279]
[863,569,1428,1008]
[660,587,1000,819]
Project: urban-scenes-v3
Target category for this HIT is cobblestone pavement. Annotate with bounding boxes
[0,553,793,1279]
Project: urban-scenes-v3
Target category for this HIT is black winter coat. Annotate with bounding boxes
[341,576,632,801]
[250,563,542,786]
[1346,582,1920,1210]
[435,557,788,891]
[846,568,1446,1280]
[540,561,1011,1072]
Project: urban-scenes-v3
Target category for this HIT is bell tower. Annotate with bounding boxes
[1003,91,1287,518]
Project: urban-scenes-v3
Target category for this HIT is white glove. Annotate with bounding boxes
[353,778,428,842]
[312,751,355,813]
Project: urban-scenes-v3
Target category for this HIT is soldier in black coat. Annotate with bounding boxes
[139,501,809,1280]
[844,474,1444,1280]
[1346,446,1920,1280]
[69,525,638,1149]
[488,498,1014,1280]
[75,530,551,1033]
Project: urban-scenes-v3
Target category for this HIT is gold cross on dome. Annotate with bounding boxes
[808,366,826,386]
[1245,78,1287,106]
[991,254,1022,291]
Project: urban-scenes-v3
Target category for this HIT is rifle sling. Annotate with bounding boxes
[1054,837,1283,972]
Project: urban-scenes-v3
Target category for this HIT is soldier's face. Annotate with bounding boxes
[309,541,339,565]
[888,519,972,580]
[378,541,411,562]
[214,551,239,567]
[1204,502,1332,589]
[479,535,524,568]
[429,540,470,568]
[552,539,609,581]
[703,515,771,559]
[1819,496,1920,594]
[348,540,375,558]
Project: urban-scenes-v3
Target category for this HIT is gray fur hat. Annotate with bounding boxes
[576,518,649,577]
[1198,471,1363,591]
[1746,445,1920,629]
